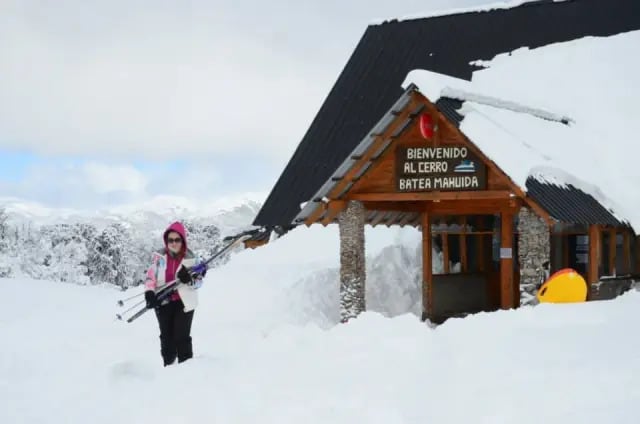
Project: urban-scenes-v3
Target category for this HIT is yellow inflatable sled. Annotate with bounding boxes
[537,268,588,303]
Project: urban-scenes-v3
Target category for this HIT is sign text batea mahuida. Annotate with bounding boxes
[395,146,487,192]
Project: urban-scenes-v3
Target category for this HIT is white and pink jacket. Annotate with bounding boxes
[144,222,203,312]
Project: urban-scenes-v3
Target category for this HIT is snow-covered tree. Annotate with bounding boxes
[20,223,96,284]
[0,208,8,253]
[87,223,136,288]
[0,212,238,287]
[0,208,11,277]
[183,221,224,264]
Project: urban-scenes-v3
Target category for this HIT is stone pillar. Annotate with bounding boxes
[517,207,551,305]
[338,201,366,323]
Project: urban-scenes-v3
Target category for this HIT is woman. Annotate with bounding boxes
[144,221,205,366]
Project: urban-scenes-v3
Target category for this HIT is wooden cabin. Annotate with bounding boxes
[247,0,640,322]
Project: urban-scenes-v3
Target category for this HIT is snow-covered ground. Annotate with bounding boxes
[2,225,639,423]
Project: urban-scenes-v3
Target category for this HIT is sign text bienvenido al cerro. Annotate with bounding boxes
[395,145,487,192]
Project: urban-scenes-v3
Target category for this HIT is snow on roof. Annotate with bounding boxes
[371,0,567,25]
[440,87,572,124]
[402,30,640,231]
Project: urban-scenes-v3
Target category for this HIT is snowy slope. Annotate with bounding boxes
[2,225,640,423]
[0,192,264,234]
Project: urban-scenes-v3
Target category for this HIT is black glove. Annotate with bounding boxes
[145,290,158,309]
[177,266,193,285]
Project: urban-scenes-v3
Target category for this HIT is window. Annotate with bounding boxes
[550,224,632,280]
[431,215,498,275]
[550,223,588,279]
[604,230,631,276]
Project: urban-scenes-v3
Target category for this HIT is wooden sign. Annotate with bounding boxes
[395,145,487,192]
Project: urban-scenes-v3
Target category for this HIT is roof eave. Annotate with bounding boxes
[292,85,419,226]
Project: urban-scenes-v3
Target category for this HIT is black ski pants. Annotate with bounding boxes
[154,299,194,366]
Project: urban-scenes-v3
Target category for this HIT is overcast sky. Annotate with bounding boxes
[0,0,491,210]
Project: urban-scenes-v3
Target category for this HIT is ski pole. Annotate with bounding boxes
[126,304,150,323]
[116,299,146,321]
[117,292,144,307]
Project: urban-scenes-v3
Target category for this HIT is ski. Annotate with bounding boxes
[118,230,257,323]
[116,279,178,307]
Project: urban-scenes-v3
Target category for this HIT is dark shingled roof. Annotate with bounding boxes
[435,98,464,127]
[253,0,640,228]
[525,178,624,227]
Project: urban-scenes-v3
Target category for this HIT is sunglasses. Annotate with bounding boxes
[167,237,182,244]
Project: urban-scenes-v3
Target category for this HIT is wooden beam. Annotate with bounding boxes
[304,201,327,226]
[432,230,494,236]
[362,201,425,213]
[588,225,601,286]
[244,239,268,250]
[422,212,433,321]
[320,200,347,226]
[623,231,631,274]
[562,235,569,269]
[348,190,514,202]
[608,228,616,276]
[428,200,518,216]
[500,211,514,309]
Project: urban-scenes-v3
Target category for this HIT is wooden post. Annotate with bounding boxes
[623,231,631,274]
[476,217,486,272]
[588,224,601,286]
[562,235,569,269]
[460,216,468,273]
[338,201,366,323]
[500,211,514,309]
[442,232,450,274]
[608,228,616,276]
[478,236,486,272]
[422,212,433,321]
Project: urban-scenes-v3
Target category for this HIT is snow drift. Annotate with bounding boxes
[2,225,640,423]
